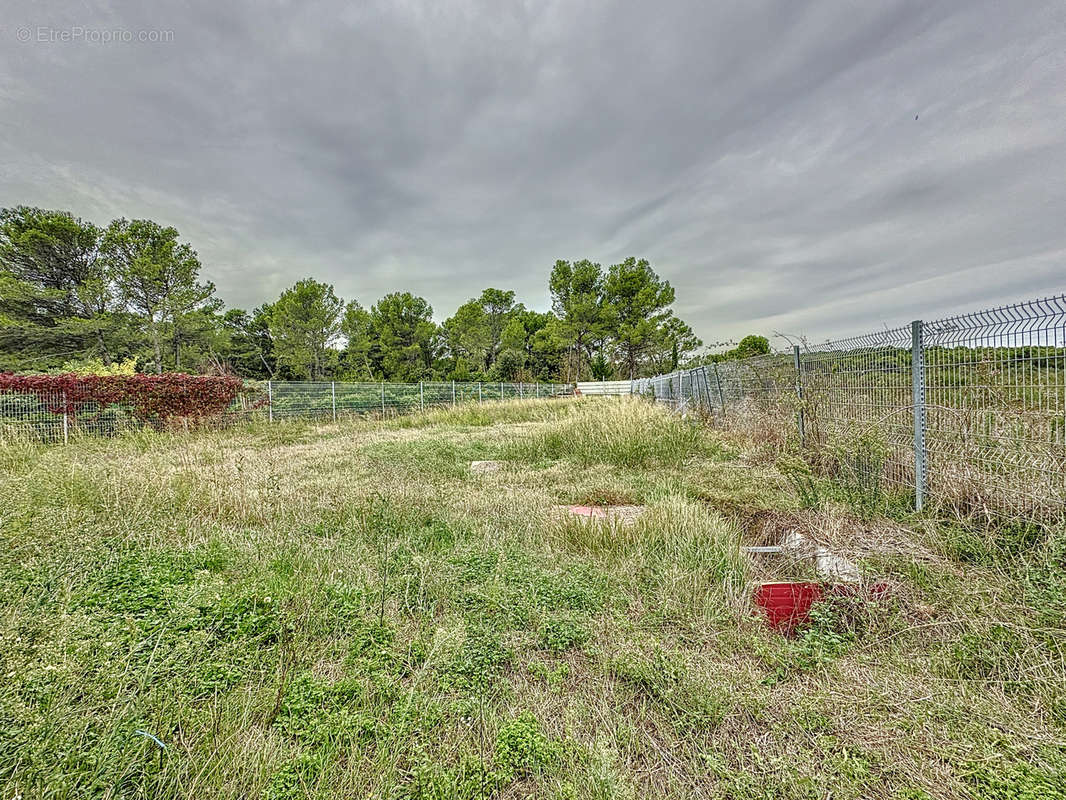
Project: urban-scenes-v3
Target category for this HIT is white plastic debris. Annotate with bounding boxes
[780,528,862,583]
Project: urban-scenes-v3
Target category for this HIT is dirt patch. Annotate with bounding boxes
[470,460,504,473]
[569,488,641,507]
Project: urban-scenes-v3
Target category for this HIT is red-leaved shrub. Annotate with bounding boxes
[0,373,248,423]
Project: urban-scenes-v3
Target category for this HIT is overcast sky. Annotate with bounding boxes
[2,0,1064,348]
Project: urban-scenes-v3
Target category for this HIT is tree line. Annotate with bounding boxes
[0,206,716,382]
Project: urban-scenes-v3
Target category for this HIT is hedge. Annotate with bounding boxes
[0,373,248,423]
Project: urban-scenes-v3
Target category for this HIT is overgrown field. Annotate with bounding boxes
[1,398,1064,799]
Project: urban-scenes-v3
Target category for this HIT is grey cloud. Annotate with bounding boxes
[1,0,1064,346]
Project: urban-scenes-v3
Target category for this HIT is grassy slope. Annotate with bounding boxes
[1,397,1064,799]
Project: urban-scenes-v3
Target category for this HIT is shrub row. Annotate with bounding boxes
[0,373,249,422]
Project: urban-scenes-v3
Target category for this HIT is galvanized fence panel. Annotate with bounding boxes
[922,297,1066,516]
[636,293,1066,519]
[799,327,916,497]
[0,390,153,441]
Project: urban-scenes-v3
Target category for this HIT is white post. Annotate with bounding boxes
[420,381,424,412]
[452,380,456,407]
[62,391,69,444]
[268,380,273,422]
[332,381,337,422]
[381,380,385,415]
[478,382,482,403]
[519,382,523,399]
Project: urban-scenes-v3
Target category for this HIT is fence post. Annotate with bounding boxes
[331,381,337,422]
[535,382,539,398]
[700,367,712,411]
[381,380,385,416]
[268,380,273,422]
[712,363,726,411]
[793,345,805,448]
[420,381,424,412]
[911,320,927,511]
[500,381,504,400]
[62,391,69,444]
[519,382,523,399]
[478,382,482,403]
[452,380,456,407]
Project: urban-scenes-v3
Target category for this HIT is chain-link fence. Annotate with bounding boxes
[635,294,1066,519]
[0,380,569,443]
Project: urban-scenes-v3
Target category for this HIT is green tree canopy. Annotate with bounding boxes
[478,287,519,369]
[703,333,772,363]
[101,218,216,373]
[549,259,612,381]
[603,257,675,379]
[340,301,375,379]
[651,314,702,373]
[1,205,713,385]
[267,279,344,380]
[442,299,491,377]
[368,292,438,381]
[0,206,103,316]
[219,306,275,378]
[0,206,121,369]
[736,334,771,358]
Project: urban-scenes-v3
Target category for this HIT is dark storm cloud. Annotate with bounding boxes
[2,0,1064,346]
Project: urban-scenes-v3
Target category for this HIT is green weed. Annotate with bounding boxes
[537,615,590,652]
[494,711,558,780]
[963,750,1066,800]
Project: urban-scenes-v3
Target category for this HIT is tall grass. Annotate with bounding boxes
[387,397,577,430]
[504,396,715,468]
[550,497,749,621]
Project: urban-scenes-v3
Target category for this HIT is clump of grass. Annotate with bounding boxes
[963,749,1066,800]
[504,397,715,468]
[605,646,733,735]
[777,454,821,509]
[568,486,641,507]
[388,397,576,430]
[551,496,748,621]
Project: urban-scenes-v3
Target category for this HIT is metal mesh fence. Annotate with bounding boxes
[922,298,1066,516]
[799,326,917,497]
[635,293,1066,518]
[0,380,569,443]
[0,390,67,443]
[0,390,157,442]
[257,380,560,420]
